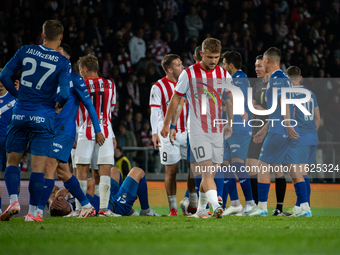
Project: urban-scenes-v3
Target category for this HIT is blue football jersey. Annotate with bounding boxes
[0,45,71,116]
[0,92,16,141]
[55,71,101,138]
[294,85,318,145]
[230,70,251,131]
[266,70,296,135]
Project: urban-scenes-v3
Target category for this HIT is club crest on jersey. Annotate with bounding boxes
[122,193,127,199]
[7,103,12,108]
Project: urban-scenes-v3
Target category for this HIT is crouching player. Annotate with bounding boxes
[50,167,161,217]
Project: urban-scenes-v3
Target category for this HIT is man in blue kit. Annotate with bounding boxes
[248,47,311,217]
[221,51,256,216]
[0,68,17,216]
[0,20,71,222]
[36,43,105,219]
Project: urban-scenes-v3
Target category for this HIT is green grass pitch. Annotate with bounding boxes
[1,207,340,255]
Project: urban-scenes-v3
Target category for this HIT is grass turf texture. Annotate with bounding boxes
[1,208,340,255]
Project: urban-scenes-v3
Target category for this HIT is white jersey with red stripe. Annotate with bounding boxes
[78,77,116,140]
[149,76,188,134]
[175,62,231,134]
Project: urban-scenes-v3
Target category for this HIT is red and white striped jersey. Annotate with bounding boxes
[150,76,188,134]
[175,63,231,134]
[78,77,116,140]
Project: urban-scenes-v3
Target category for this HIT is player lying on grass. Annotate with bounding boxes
[50,167,160,217]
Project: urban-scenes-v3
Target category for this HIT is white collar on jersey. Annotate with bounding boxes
[39,45,57,52]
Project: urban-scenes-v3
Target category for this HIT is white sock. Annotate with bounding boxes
[28,205,38,218]
[258,201,267,210]
[245,200,256,206]
[75,198,81,212]
[79,180,87,195]
[300,202,310,211]
[206,189,220,211]
[37,208,44,215]
[198,192,209,212]
[189,192,197,208]
[0,209,2,214]
[82,202,92,209]
[10,194,18,204]
[167,195,177,210]
[99,175,111,211]
[95,185,100,197]
[230,199,241,207]
[294,205,300,211]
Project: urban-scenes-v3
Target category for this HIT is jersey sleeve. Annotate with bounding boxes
[111,82,116,112]
[73,76,101,134]
[312,91,318,108]
[174,71,189,96]
[57,60,72,107]
[0,46,25,98]
[149,85,162,107]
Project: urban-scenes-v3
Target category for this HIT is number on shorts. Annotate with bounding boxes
[163,152,167,162]
[194,146,205,159]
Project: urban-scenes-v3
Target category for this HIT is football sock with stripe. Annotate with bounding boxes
[4,166,20,204]
[28,172,45,218]
[235,162,253,201]
[258,182,270,210]
[275,175,286,212]
[38,178,55,211]
[64,176,91,209]
[137,176,149,210]
[303,175,311,205]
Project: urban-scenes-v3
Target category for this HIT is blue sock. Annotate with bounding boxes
[137,176,149,210]
[258,183,270,202]
[225,167,238,201]
[29,172,45,206]
[223,179,229,208]
[4,166,21,196]
[214,167,224,198]
[234,162,253,201]
[64,175,90,206]
[303,175,311,206]
[294,181,308,205]
[194,174,202,197]
[38,178,55,211]
[184,189,189,198]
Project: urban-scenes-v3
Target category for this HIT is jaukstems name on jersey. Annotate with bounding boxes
[213,118,298,128]
[200,84,312,116]
[25,48,59,62]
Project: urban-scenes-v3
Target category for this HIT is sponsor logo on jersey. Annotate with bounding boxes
[29,116,45,123]
[12,114,24,120]
[53,149,60,153]
[53,143,63,149]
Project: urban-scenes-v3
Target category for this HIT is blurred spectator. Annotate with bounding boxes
[283,28,300,54]
[160,9,179,42]
[147,29,170,65]
[126,73,140,107]
[275,14,289,45]
[185,5,203,40]
[301,55,315,78]
[134,112,143,135]
[90,38,102,62]
[162,0,178,19]
[86,16,103,47]
[116,123,137,163]
[114,146,131,180]
[129,28,146,66]
[102,52,114,79]
[116,45,132,77]
[122,112,135,132]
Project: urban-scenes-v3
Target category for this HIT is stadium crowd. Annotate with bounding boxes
[1,0,340,147]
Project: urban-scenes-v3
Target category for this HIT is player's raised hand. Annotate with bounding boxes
[160,125,169,138]
[55,102,63,114]
[152,134,161,149]
[112,137,117,149]
[55,188,69,200]
[286,126,299,140]
[95,132,105,146]
[73,139,77,149]
[169,129,177,146]
[223,124,232,140]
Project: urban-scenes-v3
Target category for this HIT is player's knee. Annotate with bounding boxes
[165,164,177,176]
[110,166,121,182]
[129,167,145,179]
[87,178,95,189]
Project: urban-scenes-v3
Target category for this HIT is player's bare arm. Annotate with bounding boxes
[282,97,299,140]
[160,93,182,138]
[95,132,105,146]
[169,96,185,145]
[223,97,233,139]
[314,106,321,131]
[253,121,269,143]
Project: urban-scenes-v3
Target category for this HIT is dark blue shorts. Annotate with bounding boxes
[298,145,317,164]
[48,134,75,163]
[6,114,54,156]
[109,176,138,216]
[224,130,252,161]
[259,133,299,165]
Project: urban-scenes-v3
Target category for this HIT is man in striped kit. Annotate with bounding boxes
[149,54,191,216]
[75,54,119,217]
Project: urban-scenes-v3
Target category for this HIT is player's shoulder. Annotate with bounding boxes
[71,71,86,87]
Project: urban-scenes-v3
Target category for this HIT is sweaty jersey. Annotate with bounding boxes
[0,45,71,116]
[149,76,188,133]
[54,71,101,138]
[227,70,251,132]
[175,62,230,134]
[0,92,16,141]
[78,77,116,140]
[294,85,318,145]
[266,70,296,135]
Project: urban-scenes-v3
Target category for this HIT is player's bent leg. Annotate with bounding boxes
[96,164,112,214]
[272,170,286,216]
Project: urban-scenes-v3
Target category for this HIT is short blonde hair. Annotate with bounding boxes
[78,54,99,72]
[42,20,64,41]
[202,38,221,53]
